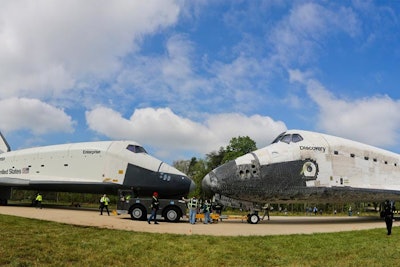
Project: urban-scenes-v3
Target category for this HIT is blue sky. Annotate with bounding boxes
[1,0,400,164]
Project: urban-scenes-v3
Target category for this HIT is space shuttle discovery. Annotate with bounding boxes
[0,132,195,205]
[203,130,400,220]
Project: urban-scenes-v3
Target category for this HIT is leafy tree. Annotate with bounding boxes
[172,159,190,175]
[174,157,208,197]
[222,136,257,163]
[190,158,209,197]
[205,146,226,171]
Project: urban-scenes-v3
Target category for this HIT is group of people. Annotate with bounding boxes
[32,191,398,236]
[145,193,215,225]
[182,196,213,225]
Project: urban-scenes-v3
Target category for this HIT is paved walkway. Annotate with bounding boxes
[0,206,395,236]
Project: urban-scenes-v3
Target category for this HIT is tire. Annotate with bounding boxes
[130,204,147,221]
[163,206,182,223]
[247,213,260,224]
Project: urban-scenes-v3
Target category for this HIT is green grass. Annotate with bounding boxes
[0,214,399,267]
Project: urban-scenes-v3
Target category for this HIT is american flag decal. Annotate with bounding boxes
[22,168,29,174]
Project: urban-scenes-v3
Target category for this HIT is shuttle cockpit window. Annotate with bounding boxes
[281,134,292,144]
[271,132,286,144]
[291,134,303,143]
[271,133,303,144]
[126,144,147,154]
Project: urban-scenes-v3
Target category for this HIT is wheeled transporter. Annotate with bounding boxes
[116,189,187,222]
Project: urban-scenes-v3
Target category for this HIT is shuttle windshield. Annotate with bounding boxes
[126,144,147,154]
[271,132,286,144]
[271,133,303,144]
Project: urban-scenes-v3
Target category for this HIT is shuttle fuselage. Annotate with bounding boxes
[0,139,195,204]
[203,130,400,204]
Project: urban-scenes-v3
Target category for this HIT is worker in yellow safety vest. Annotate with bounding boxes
[183,196,198,224]
[35,193,43,209]
[99,194,110,216]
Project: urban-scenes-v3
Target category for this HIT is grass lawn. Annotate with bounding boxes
[1,214,399,267]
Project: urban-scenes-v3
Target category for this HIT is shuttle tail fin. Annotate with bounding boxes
[0,132,11,153]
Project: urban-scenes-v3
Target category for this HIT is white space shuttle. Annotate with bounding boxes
[202,130,400,222]
[0,132,195,205]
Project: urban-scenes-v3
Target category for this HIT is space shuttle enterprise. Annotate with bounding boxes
[203,130,400,223]
[0,132,195,205]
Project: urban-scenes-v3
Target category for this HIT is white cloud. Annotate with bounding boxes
[305,79,400,148]
[288,69,313,84]
[214,56,264,90]
[113,34,270,115]
[289,69,400,148]
[86,107,286,159]
[0,0,181,99]
[113,34,211,108]
[0,98,74,134]
[270,3,360,67]
[205,113,287,148]
[163,34,194,81]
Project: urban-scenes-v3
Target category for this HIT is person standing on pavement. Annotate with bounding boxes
[99,194,110,216]
[202,199,212,224]
[147,192,160,224]
[383,200,395,235]
[35,193,43,209]
[183,196,198,224]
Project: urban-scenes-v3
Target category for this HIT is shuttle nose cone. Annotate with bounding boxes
[202,173,213,195]
[202,160,240,196]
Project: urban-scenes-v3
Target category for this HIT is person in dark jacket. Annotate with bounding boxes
[147,192,160,224]
[383,200,395,235]
[202,199,212,224]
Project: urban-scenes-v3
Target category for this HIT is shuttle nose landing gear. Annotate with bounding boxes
[247,212,260,224]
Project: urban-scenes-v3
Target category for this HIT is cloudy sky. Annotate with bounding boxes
[1,0,400,163]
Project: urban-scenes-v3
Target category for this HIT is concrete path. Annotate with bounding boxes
[0,206,395,236]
